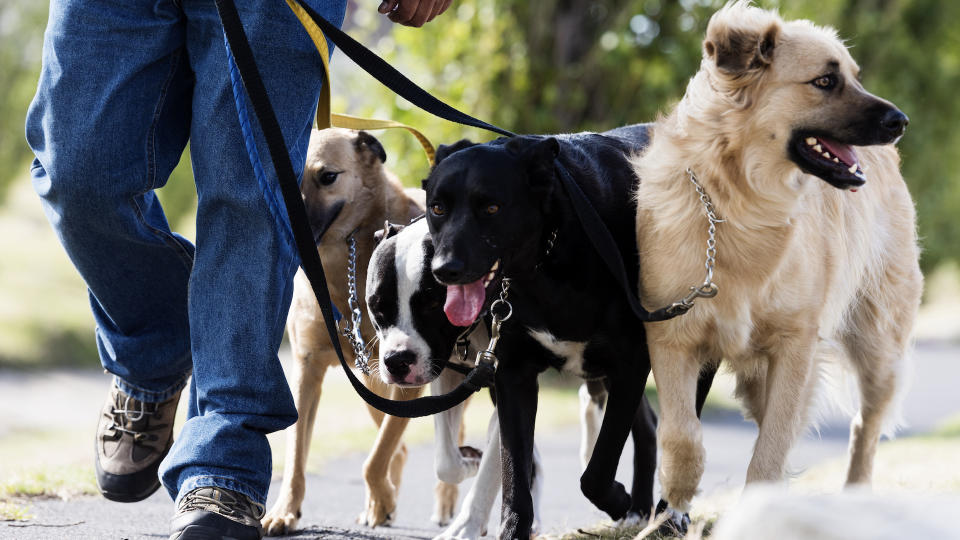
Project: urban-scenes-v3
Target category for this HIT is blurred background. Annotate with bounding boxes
[0,0,957,535]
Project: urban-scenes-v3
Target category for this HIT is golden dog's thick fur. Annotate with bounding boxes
[633,2,922,513]
[262,128,446,534]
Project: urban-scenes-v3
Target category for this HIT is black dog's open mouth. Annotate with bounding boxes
[788,132,866,191]
[442,259,501,327]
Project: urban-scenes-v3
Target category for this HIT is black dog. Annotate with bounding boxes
[423,124,715,539]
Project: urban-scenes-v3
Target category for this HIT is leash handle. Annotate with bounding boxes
[215,0,493,418]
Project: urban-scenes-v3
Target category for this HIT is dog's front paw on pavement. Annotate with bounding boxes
[358,483,397,527]
[262,504,301,536]
[431,481,459,526]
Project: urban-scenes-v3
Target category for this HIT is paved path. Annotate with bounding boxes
[2,341,957,539]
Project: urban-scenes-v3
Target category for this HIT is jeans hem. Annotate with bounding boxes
[176,475,266,507]
[114,372,190,403]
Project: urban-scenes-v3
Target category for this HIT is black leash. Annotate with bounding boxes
[214,0,683,418]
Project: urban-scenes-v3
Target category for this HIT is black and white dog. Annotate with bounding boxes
[365,217,545,539]
[420,124,715,539]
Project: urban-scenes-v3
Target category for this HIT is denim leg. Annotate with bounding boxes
[158,0,347,505]
[25,0,195,401]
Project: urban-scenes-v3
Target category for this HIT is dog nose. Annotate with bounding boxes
[432,257,465,284]
[383,350,416,380]
[880,109,908,138]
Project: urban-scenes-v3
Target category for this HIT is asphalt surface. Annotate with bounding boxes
[2,341,957,539]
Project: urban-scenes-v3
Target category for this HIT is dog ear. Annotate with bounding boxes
[373,220,404,246]
[435,139,476,165]
[703,3,780,76]
[510,137,559,201]
[354,131,387,164]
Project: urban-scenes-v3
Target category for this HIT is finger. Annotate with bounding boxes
[408,0,436,26]
[389,0,419,25]
[426,0,446,22]
[378,0,399,14]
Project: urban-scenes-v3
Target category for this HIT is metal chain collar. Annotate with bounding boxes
[341,234,371,374]
[665,169,724,316]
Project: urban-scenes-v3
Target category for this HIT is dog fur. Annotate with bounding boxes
[262,128,465,534]
[632,1,922,518]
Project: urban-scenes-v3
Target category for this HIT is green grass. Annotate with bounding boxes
[0,466,97,501]
[0,501,34,522]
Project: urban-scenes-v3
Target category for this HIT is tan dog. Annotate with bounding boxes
[632,1,922,521]
[262,128,455,534]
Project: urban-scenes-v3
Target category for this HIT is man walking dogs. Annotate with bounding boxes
[25,1,452,539]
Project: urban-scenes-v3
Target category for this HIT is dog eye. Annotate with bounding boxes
[811,74,837,90]
[430,203,446,217]
[485,204,500,215]
[317,171,341,186]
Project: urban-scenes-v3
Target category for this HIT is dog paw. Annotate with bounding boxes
[358,485,396,528]
[261,505,301,536]
[617,511,649,529]
[654,499,690,537]
[431,481,459,526]
[433,518,486,540]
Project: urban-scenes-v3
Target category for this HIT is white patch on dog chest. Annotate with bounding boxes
[528,329,589,376]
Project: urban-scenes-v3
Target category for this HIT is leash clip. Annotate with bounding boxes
[666,282,719,316]
[476,279,512,369]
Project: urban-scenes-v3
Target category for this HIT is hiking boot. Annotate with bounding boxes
[170,487,265,540]
[95,381,180,502]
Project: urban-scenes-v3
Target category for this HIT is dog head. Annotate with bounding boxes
[365,218,465,385]
[697,1,907,191]
[302,128,389,244]
[423,136,559,327]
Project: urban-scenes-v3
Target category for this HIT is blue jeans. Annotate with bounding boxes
[26,0,347,505]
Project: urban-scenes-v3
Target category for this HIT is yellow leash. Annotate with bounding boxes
[285,0,436,166]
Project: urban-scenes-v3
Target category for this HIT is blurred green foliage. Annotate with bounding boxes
[0,0,957,266]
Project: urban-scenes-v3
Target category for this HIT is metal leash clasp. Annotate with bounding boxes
[475,279,512,369]
[666,282,719,315]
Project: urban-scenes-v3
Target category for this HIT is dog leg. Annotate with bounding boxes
[650,346,704,514]
[262,346,330,536]
[842,300,911,486]
[495,355,540,540]
[745,336,816,484]
[431,368,478,526]
[579,363,644,521]
[358,381,423,528]
[646,361,718,533]
[625,393,657,525]
[530,442,544,535]
[436,410,501,540]
[578,380,606,471]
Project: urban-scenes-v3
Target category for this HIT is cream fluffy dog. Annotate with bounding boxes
[633,1,922,521]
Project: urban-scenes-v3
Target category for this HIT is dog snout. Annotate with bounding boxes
[383,350,417,380]
[879,108,908,139]
[432,256,465,284]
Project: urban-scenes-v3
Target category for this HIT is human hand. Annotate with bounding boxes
[378,0,452,28]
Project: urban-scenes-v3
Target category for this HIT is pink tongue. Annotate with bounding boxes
[819,138,859,167]
[444,279,486,327]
